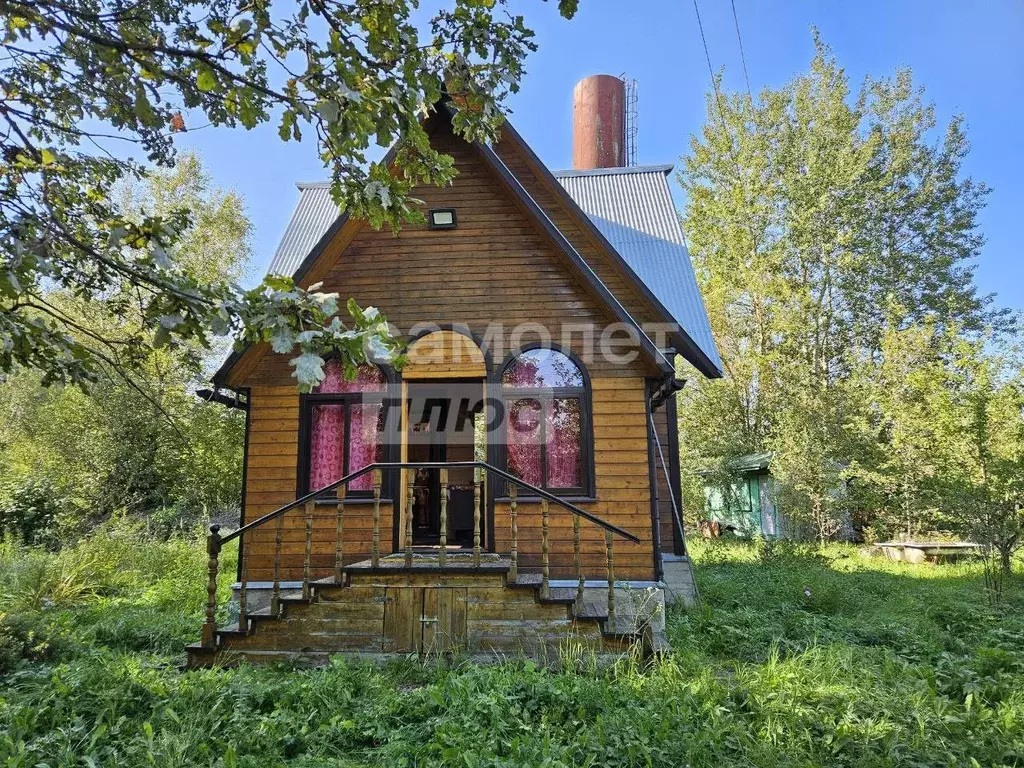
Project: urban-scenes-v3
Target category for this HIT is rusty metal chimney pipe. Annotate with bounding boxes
[572,74,626,170]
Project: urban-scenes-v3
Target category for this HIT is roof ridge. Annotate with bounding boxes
[296,164,675,189]
[550,164,673,178]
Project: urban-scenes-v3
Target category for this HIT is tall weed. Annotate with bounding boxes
[0,538,1022,766]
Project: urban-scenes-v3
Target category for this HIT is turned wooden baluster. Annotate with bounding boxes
[405,473,415,567]
[201,525,221,648]
[508,484,518,581]
[270,514,282,618]
[302,499,314,600]
[473,471,483,567]
[334,483,346,582]
[573,515,585,615]
[371,469,382,567]
[238,530,248,630]
[541,498,550,599]
[438,468,449,568]
[605,530,616,632]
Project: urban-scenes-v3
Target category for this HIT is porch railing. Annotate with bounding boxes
[201,461,640,647]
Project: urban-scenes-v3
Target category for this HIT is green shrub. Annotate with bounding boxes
[0,612,72,672]
[0,477,85,549]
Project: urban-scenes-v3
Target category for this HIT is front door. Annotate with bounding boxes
[382,586,468,653]
[404,380,488,549]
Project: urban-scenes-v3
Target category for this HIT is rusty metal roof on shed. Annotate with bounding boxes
[266,163,722,375]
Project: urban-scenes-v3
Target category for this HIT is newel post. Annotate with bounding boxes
[201,525,221,648]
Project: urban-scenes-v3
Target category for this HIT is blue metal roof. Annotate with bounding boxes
[267,182,336,279]
[266,164,722,377]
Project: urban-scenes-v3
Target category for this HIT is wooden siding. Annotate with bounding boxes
[242,385,397,581]
[494,376,654,579]
[237,115,658,582]
[493,132,666,336]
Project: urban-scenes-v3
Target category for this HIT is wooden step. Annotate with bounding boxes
[189,565,641,667]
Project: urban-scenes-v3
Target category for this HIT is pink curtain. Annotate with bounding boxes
[546,398,582,488]
[348,402,382,491]
[310,361,386,492]
[503,351,585,491]
[317,361,385,394]
[507,398,542,487]
[310,404,345,491]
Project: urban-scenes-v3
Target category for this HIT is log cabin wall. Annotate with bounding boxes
[237,116,660,582]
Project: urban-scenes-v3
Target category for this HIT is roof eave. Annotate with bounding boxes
[466,132,673,376]
[497,120,722,379]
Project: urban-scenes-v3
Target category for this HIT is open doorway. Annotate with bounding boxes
[406,382,486,549]
[407,424,445,544]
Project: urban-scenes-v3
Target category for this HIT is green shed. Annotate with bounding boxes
[703,452,783,538]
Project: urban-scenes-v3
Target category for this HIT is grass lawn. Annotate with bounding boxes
[1,528,1023,767]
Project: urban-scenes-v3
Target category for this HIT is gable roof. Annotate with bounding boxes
[221,114,722,384]
[551,165,723,375]
[262,164,722,378]
[467,136,673,374]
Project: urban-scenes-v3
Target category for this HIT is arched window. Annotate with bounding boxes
[304,361,387,494]
[501,348,592,496]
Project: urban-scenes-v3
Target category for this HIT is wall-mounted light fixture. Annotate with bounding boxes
[428,208,457,230]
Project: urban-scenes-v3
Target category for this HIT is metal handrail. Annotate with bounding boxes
[647,411,686,552]
[221,460,639,545]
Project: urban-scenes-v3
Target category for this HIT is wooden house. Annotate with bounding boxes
[188,75,723,666]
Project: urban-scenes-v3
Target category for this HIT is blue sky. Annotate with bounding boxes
[178,0,1023,313]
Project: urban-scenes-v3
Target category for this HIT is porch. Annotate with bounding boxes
[187,461,665,666]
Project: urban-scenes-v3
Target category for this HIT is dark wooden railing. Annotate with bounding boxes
[202,461,640,647]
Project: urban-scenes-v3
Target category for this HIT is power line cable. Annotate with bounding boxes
[730,0,754,102]
[690,0,762,289]
[692,0,730,130]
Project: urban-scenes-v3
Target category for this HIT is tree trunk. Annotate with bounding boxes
[999,545,1013,577]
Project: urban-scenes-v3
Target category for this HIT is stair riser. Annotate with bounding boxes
[191,558,636,667]
[344,572,507,589]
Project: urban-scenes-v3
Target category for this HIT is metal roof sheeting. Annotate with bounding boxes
[267,182,337,278]
[266,165,722,376]
[551,165,722,374]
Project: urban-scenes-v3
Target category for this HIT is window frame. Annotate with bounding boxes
[296,362,396,501]
[496,344,595,500]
